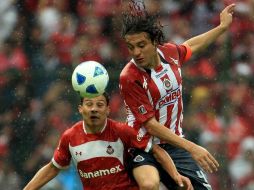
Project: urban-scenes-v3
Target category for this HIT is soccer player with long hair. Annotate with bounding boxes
[120,1,235,189]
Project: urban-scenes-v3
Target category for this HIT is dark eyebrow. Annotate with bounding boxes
[83,100,106,104]
[126,42,134,47]
[97,100,107,104]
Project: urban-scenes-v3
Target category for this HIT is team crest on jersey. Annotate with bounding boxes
[133,155,145,162]
[138,105,147,114]
[163,78,173,90]
[106,145,114,155]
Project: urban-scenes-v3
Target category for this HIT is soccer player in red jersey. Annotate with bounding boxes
[23,93,193,190]
[120,1,235,189]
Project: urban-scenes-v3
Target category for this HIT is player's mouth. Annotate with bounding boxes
[90,115,100,120]
[135,58,144,64]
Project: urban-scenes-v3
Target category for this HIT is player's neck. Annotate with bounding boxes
[151,53,161,69]
[144,53,160,69]
[84,121,107,134]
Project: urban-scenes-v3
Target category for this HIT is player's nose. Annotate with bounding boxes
[90,106,98,112]
[133,47,141,57]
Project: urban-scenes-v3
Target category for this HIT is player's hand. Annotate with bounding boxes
[219,3,236,29]
[172,173,193,190]
[189,144,219,173]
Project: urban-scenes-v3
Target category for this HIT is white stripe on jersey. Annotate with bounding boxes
[157,48,165,59]
[125,102,135,127]
[145,136,153,152]
[69,138,124,165]
[151,62,179,132]
[52,158,69,169]
[147,89,154,107]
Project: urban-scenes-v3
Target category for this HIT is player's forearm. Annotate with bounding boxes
[152,144,178,177]
[23,162,60,190]
[144,117,196,152]
[183,25,227,53]
[184,3,235,54]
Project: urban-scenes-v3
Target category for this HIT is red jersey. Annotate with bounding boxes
[120,43,192,144]
[52,119,152,190]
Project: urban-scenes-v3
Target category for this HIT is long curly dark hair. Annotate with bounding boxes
[121,0,165,45]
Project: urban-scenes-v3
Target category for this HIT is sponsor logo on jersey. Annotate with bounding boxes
[133,155,145,162]
[106,145,114,155]
[138,105,147,114]
[79,165,122,179]
[155,68,168,78]
[157,87,181,109]
[163,78,173,90]
[76,151,82,156]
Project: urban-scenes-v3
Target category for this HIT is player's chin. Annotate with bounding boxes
[138,60,150,68]
[135,58,145,65]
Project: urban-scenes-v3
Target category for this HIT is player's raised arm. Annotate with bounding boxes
[23,162,60,190]
[183,3,235,53]
[152,144,193,190]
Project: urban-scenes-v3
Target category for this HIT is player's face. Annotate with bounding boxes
[124,32,159,69]
[79,95,109,131]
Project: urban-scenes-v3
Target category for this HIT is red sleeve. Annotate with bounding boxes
[119,72,154,124]
[176,43,192,67]
[115,122,153,153]
[162,43,192,67]
[52,131,72,169]
[182,43,192,62]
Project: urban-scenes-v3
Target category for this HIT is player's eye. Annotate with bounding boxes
[138,43,145,48]
[127,45,134,51]
[84,102,93,107]
[97,103,105,107]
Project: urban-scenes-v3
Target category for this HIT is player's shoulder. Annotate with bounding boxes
[62,120,83,137]
[158,42,188,62]
[158,42,179,54]
[108,118,127,128]
[107,119,128,132]
[120,60,139,78]
[120,60,145,85]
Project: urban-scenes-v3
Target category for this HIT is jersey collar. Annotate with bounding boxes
[82,120,108,134]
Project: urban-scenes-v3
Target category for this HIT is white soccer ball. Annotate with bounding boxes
[71,61,109,98]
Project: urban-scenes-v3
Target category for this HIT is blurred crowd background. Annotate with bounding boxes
[0,0,254,190]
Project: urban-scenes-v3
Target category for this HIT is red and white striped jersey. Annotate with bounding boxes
[120,43,192,144]
[52,119,152,190]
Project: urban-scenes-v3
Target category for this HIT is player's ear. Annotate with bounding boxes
[78,105,83,113]
[152,40,157,48]
[107,107,110,116]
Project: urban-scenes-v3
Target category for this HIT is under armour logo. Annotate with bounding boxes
[76,151,82,156]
